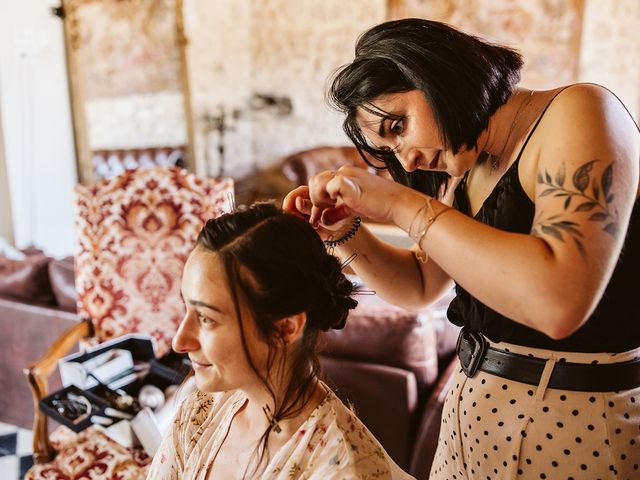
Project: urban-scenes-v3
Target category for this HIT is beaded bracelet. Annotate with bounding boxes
[324,216,362,249]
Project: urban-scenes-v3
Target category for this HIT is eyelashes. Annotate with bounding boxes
[197,313,216,326]
[180,301,218,327]
[381,145,399,154]
[389,118,405,134]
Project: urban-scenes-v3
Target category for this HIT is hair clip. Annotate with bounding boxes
[353,287,377,296]
[262,404,282,433]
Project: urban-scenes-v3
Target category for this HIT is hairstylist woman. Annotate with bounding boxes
[284,18,640,479]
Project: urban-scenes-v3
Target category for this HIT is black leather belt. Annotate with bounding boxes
[455,328,640,392]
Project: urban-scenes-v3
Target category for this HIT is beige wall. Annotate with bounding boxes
[0,97,14,244]
[578,0,640,118]
[182,0,639,179]
[388,0,639,119]
[388,0,586,89]
[184,0,386,177]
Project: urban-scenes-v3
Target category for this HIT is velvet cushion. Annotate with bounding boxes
[281,146,392,185]
[0,253,55,304]
[320,302,440,388]
[48,256,77,311]
[320,356,418,469]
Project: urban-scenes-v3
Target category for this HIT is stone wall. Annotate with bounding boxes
[184,0,385,177]
[388,0,585,89]
[579,0,640,119]
[183,0,638,178]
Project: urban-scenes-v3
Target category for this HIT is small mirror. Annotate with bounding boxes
[60,0,194,184]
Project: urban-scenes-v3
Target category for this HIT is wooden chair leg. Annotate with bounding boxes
[23,318,93,464]
[25,368,55,463]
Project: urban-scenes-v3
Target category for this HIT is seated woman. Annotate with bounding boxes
[147,202,414,479]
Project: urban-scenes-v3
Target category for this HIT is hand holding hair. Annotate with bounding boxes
[282,184,355,239]
[308,166,404,227]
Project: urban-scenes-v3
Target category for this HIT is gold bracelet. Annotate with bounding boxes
[408,201,431,241]
[408,198,453,260]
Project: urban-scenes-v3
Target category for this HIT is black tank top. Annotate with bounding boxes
[447,86,640,352]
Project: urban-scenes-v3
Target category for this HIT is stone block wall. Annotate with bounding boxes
[184,0,385,178]
[183,0,638,178]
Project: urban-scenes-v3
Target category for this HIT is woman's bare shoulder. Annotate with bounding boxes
[545,83,637,129]
[537,83,639,158]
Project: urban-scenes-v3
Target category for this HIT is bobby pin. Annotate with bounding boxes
[340,253,358,270]
[353,287,377,296]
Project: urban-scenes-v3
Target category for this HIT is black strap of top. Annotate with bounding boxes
[514,83,640,163]
[455,83,639,214]
[455,87,570,214]
[512,86,572,165]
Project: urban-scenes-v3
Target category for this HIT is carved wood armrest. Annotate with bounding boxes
[23,318,93,464]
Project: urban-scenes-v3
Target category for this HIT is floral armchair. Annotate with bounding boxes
[24,167,233,479]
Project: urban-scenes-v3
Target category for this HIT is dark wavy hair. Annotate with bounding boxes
[328,18,523,197]
[195,202,357,478]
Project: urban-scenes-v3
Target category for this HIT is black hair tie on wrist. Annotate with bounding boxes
[323,216,362,249]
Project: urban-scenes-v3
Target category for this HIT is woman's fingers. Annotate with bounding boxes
[283,185,311,219]
[283,178,355,236]
[295,196,313,216]
[320,204,353,226]
[326,173,362,205]
[308,171,339,208]
[309,205,324,227]
[283,185,309,209]
[307,166,404,226]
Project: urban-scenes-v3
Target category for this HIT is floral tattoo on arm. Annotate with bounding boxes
[531,160,619,259]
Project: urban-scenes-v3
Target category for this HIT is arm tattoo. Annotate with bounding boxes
[531,160,619,259]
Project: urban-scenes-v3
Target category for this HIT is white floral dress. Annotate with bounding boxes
[147,384,415,479]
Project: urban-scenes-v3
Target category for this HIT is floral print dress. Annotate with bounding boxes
[147,384,415,479]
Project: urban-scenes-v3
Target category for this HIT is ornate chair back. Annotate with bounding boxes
[23,167,233,477]
[74,166,233,355]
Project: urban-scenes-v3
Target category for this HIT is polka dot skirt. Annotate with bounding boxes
[429,341,640,480]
